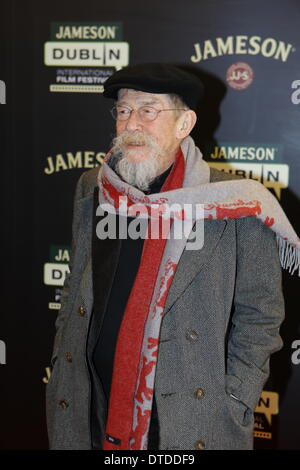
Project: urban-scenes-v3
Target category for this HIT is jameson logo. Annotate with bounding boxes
[50,245,70,263]
[43,245,70,288]
[207,143,288,199]
[44,151,105,174]
[45,246,70,310]
[191,35,294,63]
[209,143,283,162]
[51,22,122,41]
[45,21,128,67]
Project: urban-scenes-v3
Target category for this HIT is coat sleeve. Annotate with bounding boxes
[50,173,85,366]
[225,215,285,410]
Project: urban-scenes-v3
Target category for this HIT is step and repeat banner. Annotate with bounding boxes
[1,0,300,450]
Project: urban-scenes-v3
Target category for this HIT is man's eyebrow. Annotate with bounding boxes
[117,98,162,106]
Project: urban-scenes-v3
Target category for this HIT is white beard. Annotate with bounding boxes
[110,131,165,191]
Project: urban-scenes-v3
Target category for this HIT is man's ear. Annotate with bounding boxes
[175,110,197,139]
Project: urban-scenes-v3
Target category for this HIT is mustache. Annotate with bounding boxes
[111,131,158,148]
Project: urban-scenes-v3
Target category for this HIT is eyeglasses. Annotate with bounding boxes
[110,105,187,122]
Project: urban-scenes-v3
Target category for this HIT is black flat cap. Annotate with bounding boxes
[103,63,203,111]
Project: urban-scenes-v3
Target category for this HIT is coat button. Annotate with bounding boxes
[65,352,72,362]
[194,388,205,399]
[185,329,199,341]
[194,440,205,450]
[78,306,86,316]
[58,399,69,409]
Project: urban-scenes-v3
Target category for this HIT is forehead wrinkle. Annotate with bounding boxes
[117,98,162,107]
[117,89,168,107]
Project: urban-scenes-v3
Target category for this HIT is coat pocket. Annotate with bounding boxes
[226,393,254,427]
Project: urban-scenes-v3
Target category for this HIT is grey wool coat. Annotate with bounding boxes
[46,165,285,451]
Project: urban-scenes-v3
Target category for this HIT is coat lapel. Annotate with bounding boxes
[164,219,227,314]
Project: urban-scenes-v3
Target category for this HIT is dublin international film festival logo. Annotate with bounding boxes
[44,22,129,94]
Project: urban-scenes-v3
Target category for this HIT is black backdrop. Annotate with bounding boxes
[1,0,300,450]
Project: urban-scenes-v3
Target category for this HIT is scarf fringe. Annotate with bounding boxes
[277,235,300,276]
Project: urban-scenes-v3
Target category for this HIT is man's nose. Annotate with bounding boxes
[124,109,143,131]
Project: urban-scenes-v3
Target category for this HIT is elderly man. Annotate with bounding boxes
[46,63,287,451]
